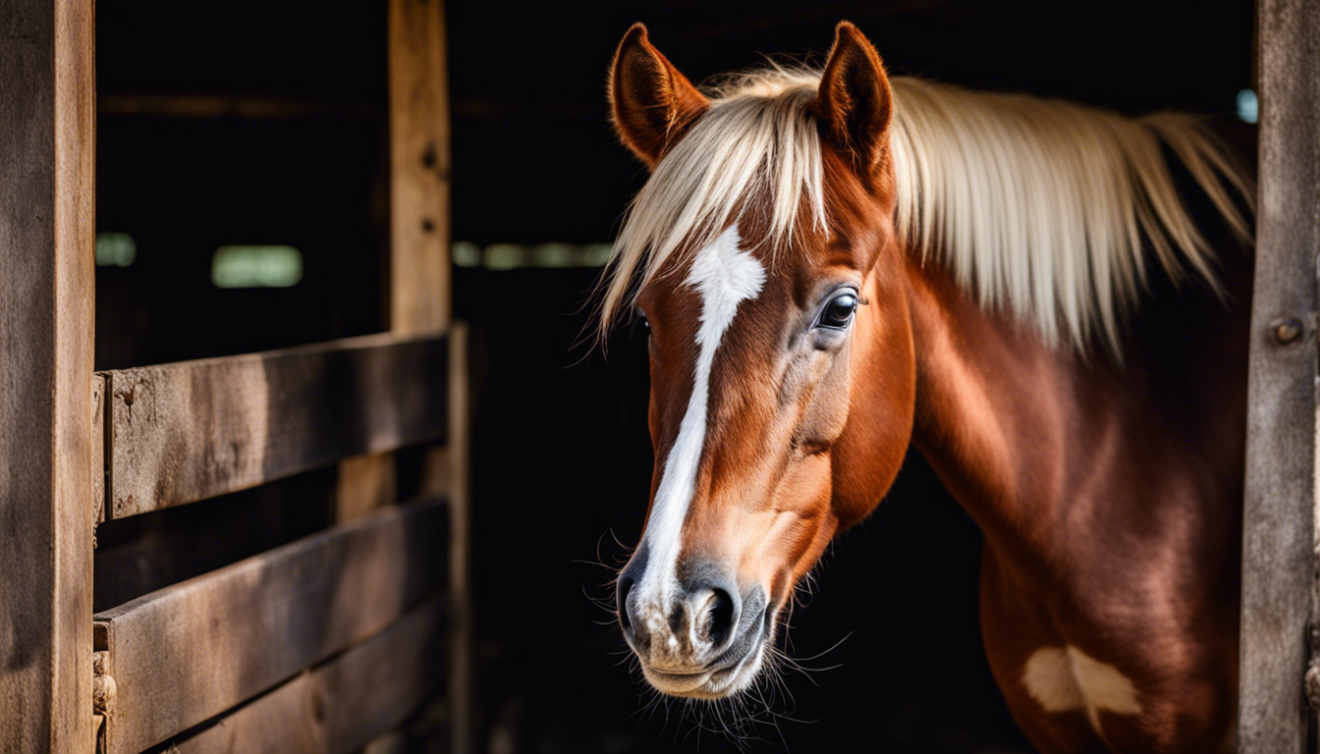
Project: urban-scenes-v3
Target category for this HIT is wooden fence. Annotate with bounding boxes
[9,0,1319,752]
[0,0,468,752]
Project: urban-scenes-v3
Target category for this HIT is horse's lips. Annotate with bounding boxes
[641,667,715,694]
[638,621,766,698]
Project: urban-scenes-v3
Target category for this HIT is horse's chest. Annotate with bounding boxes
[978,554,1156,750]
[980,550,1235,753]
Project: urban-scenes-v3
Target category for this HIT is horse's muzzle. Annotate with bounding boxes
[616,556,770,698]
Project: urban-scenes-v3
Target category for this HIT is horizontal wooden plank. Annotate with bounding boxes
[103,332,447,518]
[360,695,450,754]
[94,468,338,613]
[169,598,447,754]
[95,498,448,754]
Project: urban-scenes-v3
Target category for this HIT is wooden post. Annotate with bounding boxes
[0,0,96,750]
[1239,0,1320,750]
[388,0,451,336]
[336,0,453,521]
[386,1,467,751]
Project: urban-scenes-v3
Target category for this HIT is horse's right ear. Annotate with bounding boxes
[609,24,709,167]
[813,21,893,175]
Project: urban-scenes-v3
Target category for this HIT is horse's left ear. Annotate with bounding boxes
[610,24,710,167]
[813,21,893,173]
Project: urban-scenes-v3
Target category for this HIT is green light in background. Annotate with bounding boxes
[452,241,482,267]
[96,232,137,267]
[212,245,303,288]
[580,244,613,267]
[530,243,574,267]
[483,244,525,270]
[452,241,614,269]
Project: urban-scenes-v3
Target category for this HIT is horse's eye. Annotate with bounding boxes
[636,309,650,333]
[818,292,858,329]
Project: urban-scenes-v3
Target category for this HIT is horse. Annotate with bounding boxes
[598,21,1255,753]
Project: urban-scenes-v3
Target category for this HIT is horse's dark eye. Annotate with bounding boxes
[818,293,858,329]
[636,309,650,333]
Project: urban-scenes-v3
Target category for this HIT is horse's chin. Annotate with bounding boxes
[639,641,768,700]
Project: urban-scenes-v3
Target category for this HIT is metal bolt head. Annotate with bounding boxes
[1306,663,1320,711]
[1270,316,1303,345]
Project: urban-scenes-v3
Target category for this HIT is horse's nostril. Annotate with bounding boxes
[616,571,637,635]
[704,587,736,647]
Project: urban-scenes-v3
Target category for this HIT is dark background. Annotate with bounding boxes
[94,2,1255,752]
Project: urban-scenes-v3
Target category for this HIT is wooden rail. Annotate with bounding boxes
[101,333,448,519]
[94,499,448,754]
[169,597,447,754]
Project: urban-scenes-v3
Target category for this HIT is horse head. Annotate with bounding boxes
[603,22,915,699]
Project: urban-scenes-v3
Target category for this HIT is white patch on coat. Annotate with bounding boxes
[634,224,765,653]
[1023,645,1142,733]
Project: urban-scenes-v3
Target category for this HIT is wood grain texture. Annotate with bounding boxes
[168,598,447,754]
[93,469,338,613]
[384,6,458,745]
[332,0,453,545]
[103,333,447,518]
[359,696,450,754]
[94,499,449,754]
[336,452,399,522]
[0,0,96,750]
[389,0,451,335]
[340,0,452,527]
[1239,0,1320,751]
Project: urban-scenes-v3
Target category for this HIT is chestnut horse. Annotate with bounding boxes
[600,21,1254,753]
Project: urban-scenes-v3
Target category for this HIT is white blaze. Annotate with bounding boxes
[636,225,765,635]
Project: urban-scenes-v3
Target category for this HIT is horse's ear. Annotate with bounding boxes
[610,23,709,167]
[813,21,893,173]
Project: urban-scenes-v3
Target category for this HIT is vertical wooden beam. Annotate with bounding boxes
[336,451,400,521]
[339,0,453,523]
[389,0,451,336]
[389,2,465,751]
[0,0,96,750]
[1239,0,1320,751]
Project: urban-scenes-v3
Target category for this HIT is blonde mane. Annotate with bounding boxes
[599,69,1254,352]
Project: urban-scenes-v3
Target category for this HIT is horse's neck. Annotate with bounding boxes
[901,258,1078,552]
[896,252,1249,565]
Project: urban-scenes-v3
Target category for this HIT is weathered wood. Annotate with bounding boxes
[1239,0,1320,751]
[167,598,447,754]
[94,499,448,754]
[0,0,96,750]
[387,7,458,747]
[389,0,451,335]
[336,452,399,522]
[347,0,454,550]
[94,469,337,612]
[102,333,447,518]
[359,696,449,754]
